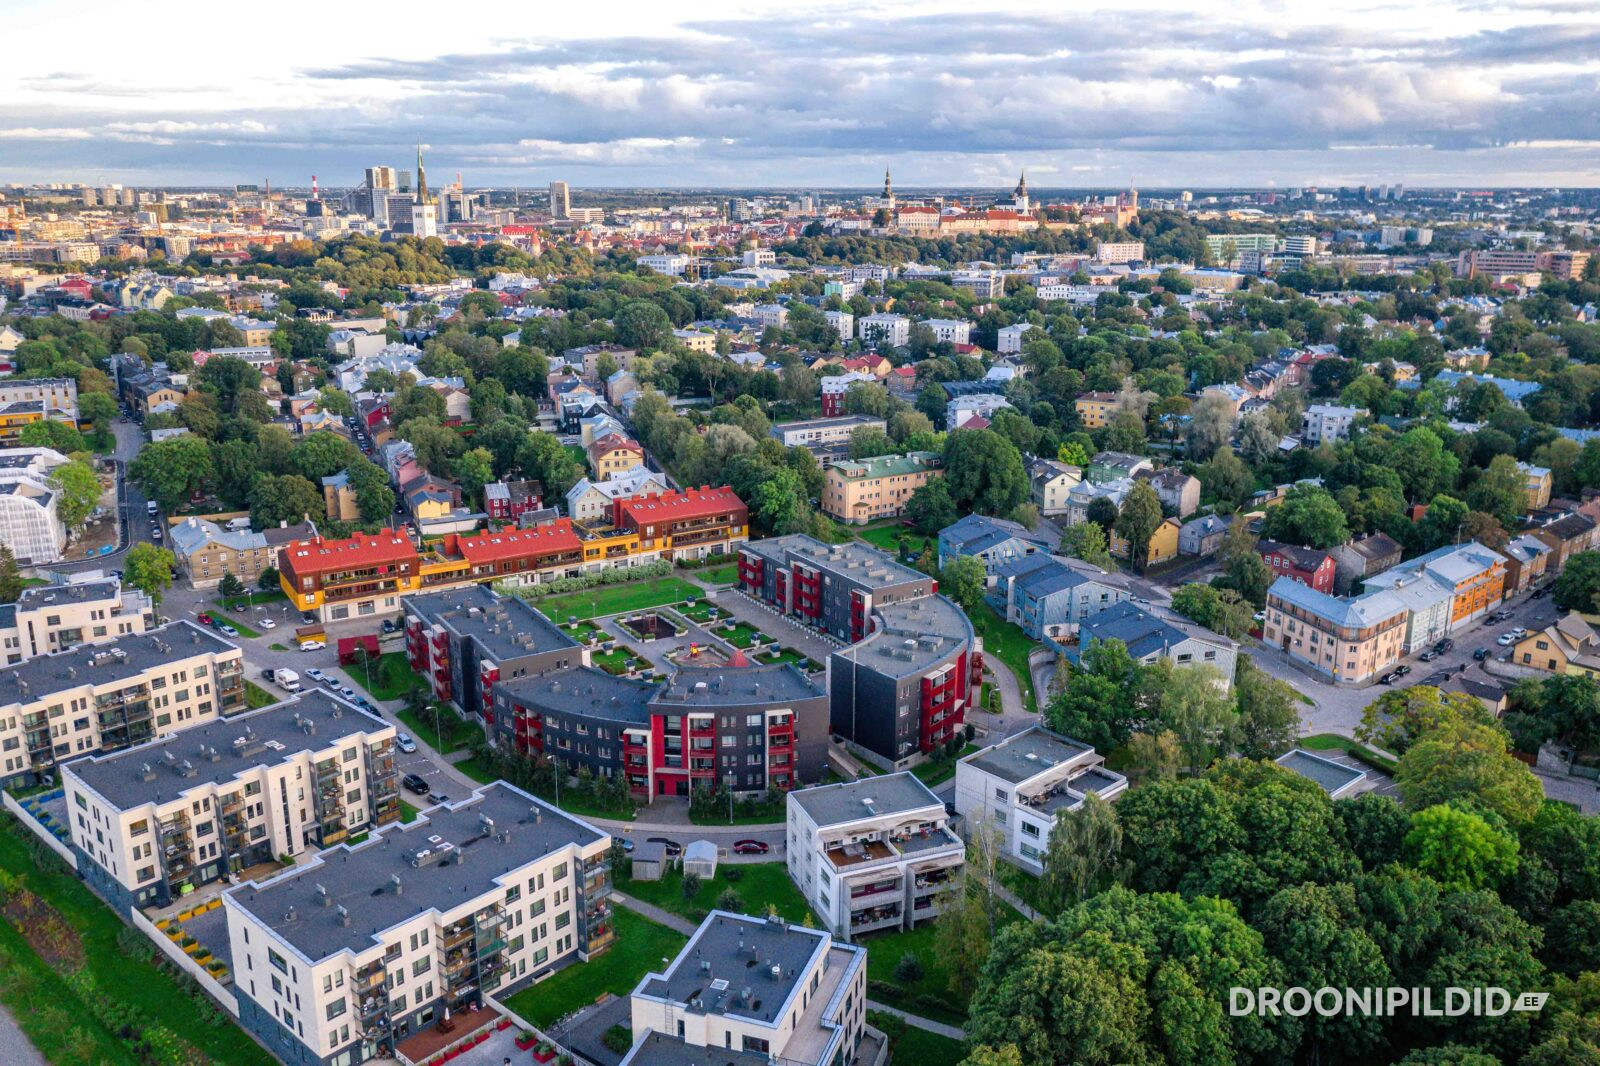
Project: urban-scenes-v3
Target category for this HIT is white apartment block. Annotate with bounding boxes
[1037,284,1115,303]
[743,248,777,268]
[1301,403,1364,445]
[845,265,893,284]
[624,911,873,1066]
[786,774,963,939]
[1281,235,1319,256]
[857,313,909,348]
[754,303,789,330]
[921,318,971,346]
[638,254,690,276]
[997,322,1034,354]
[1094,241,1145,264]
[0,577,152,665]
[951,270,1005,299]
[823,310,855,342]
[954,726,1127,873]
[0,621,245,790]
[224,782,613,1066]
[0,445,72,564]
[63,691,401,913]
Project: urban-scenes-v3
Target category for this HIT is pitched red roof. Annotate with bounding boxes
[618,486,745,528]
[456,521,582,564]
[281,529,418,577]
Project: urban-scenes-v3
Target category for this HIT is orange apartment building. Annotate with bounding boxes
[1074,392,1119,429]
[822,451,943,525]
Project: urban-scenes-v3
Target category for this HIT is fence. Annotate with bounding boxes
[129,905,239,1017]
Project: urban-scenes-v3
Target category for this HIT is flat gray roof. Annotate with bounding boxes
[1275,748,1366,795]
[742,534,928,591]
[0,621,235,709]
[65,691,387,811]
[965,728,1094,786]
[638,911,828,1026]
[789,772,942,828]
[621,1032,769,1066]
[498,666,656,726]
[16,580,120,609]
[404,585,577,663]
[655,663,823,708]
[843,594,972,677]
[227,782,605,961]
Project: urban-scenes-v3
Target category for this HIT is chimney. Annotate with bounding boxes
[390,873,403,896]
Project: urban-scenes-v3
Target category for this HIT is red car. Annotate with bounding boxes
[196,612,213,626]
[732,840,770,855]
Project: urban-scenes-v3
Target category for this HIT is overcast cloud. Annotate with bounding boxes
[3,0,1598,187]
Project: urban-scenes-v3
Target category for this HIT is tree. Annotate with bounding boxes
[1459,510,1508,551]
[249,474,322,530]
[1233,659,1301,760]
[0,546,21,604]
[124,542,175,606]
[1214,550,1272,608]
[291,431,358,482]
[1197,446,1254,504]
[49,460,101,532]
[1390,428,1459,503]
[1403,804,1520,890]
[1114,481,1163,572]
[1060,521,1113,570]
[848,426,895,460]
[1556,551,1600,612]
[1335,792,1411,869]
[1169,583,1256,639]
[1185,392,1238,460]
[1124,729,1182,782]
[18,419,87,454]
[940,555,987,611]
[79,390,118,435]
[257,566,280,592]
[1394,720,1544,826]
[129,435,214,512]
[1466,453,1527,529]
[1357,686,1496,756]
[614,301,673,350]
[219,572,246,599]
[942,430,1027,516]
[1156,664,1237,774]
[1414,492,1470,552]
[1039,793,1125,916]
[905,478,958,535]
[1263,484,1349,549]
[1085,495,1120,531]
[934,817,1006,1005]
[453,447,495,506]
[1047,639,1145,751]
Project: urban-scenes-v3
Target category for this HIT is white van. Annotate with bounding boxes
[275,669,302,693]
[146,501,158,516]
[226,517,252,532]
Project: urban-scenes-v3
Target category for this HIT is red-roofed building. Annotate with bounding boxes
[1258,539,1337,594]
[616,486,749,561]
[449,522,586,580]
[277,528,421,620]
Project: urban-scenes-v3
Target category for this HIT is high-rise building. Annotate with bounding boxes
[364,166,396,192]
[398,170,411,193]
[549,180,570,220]
[362,166,397,218]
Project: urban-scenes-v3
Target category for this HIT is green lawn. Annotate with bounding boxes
[400,801,421,823]
[395,704,479,753]
[1300,732,1399,774]
[678,600,720,623]
[209,610,261,638]
[455,758,636,821]
[564,443,587,468]
[859,922,971,1026]
[618,861,811,925]
[269,642,289,652]
[697,562,739,585]
[855,521,911,554]
[721,622,767,649]
[970,602,1039,714]
[350,652,422,702]
[244,680,277,709]
[756,647,806,667]
[868,1011,967,1066]
[502,908,686,1027]
[995,858,1046,915]
[558,620,604,644]
[532,578,705,622]
[593,646,639,675]
[911,744,978,788]
[0,814,277,1065]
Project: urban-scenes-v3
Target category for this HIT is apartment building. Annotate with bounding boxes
[1065,602,1238,683]
[586,433,645,481]
[786,774,963,938]
[564,469,672,525]
[770,415,887,453]
[278,528,421,623]
[1364,541,1506,631]
[63,691,401,914]
[954,727,1128,872]
[1262,577,1407,684]
[1094,241,1146,264]
[920,318,971,346]
[984,553,1134,642]
[0,377,79,443]
[170,517,319,590]
[403,585,582,719]
[937,513,1051,573]
[482,480,543,524]
[822,451,942,525]
[1135,468,1201,518]
[0,578,152,664]
[952,270,1005,299]
[0,446,70,562]
[1329,533,1404,595]
[614,485,749,562]
[624,911,872,1066]
[822,310,855,342]
[493,661,828,799]
[856,313,909,348]
[0,621,245,790]
[1257,539,1337,594]
[1517,462,1554,512]
[1027,457,1082,516]
[997,322,1033,354]
[819,370,876,417]
[1301,403,1364,445]
[1457,249,1590,280]
[1511,614,1600,678]
[224,782,613,1066]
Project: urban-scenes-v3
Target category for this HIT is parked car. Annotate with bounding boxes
[395,733,417,754]
[617,839,635,853]
[1511,627,1529,639]
[381,619,398,634]
[322,675,340,689]
[646,837,683,857]
[1393,665,1411,679]
[402,773,429,794]
[305,668,326,683]
[1434,638,1453,654]
[302,613,317,625]
[732,840,770,855]
[1418,650,1439,662]
[299,640,325,652]
[259,618,277,630]
[196,612,213,626]
[216,623,239,637]
[261,668,277,683]
[1473,647,1491,661]
[1498,633,1517,646]
[1379,670,1402,685]
[339,685,357,699]
[429,793,449,805]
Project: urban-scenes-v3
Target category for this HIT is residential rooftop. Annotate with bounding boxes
[636,911,831,1027]
[655,663,823,707]
[65,691,387,811]
[964,727,1096,786]
[827,452,940,481]
[0,621,236,708]
[404,585,578,662]
[743,534,929,591]
[226,782,605,962]
[498,666,656,726]
[1274,748,1367,796]
[789,772,943,828]
[847,594,974,676]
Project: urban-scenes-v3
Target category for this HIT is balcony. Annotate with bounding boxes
[825,839,895,870]
[441,925,474,951]
[358,994,389,1020]
[849,907,903,935]
[586,923,616,954]
[354,965,386,992]
[848,879,903,908]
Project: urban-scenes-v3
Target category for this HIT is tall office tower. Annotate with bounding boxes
[363,165,397,218]
[398,170,411,193]
[411,145,437,238]
[550,180,570,220]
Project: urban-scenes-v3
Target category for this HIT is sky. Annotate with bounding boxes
[4,0,1600,189]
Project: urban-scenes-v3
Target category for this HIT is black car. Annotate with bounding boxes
[1393,665,1411,679]
[1473,647,1491,661]
[1379,670,1400,685]
[646,836,683,857]
[381,619,398,634]
[1434,639,1453,654]
[261,668,277,683]
[1418,650,1439,662]
[402,773,430,794]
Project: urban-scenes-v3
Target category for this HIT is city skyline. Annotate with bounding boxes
[5,0,1600,188]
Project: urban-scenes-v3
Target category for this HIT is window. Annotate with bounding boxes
[268,948,288,974]
[325,999,347,1021]
[1021,821,1040,838]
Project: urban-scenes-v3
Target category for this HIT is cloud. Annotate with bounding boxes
[2,1,1598,184]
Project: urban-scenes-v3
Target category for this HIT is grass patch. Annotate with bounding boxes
[855,520,911,554]
[862,906,1025,1025]
[244,680,276,709]
[269,642,289,652]
[533,577,705,622]
[455,758,635,821]
[678,600,721,623]
[1300,733,1399,774]
[559,619,604,643]
[868,1010,967,1066]
[970,602,1038,714]
[593,646,640,676]
[350,652,421,702]
[502,908,686,1028]
[911,743,978,788]
[696,562,740,585]
[995,858,1046,915]
[395,704,479,753]
[756,647,807,667]
[400,801,421,823]
[0,813,276,1065]
[209,611,260,638]
[618,861,811,925]
[720,622,767,649]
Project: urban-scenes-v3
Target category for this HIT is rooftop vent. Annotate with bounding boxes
[336,904,350,927]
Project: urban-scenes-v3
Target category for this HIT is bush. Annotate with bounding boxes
[508,559,675,602]
[893,951,924,984]
[682,873,702,899]
[715,888,744,912]
[722,866,744,883]
[602,1025,633,1053]
[116,923,156,962]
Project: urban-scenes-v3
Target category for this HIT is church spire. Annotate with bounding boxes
[415,144,429,202]
[883,167,893,199]
[1015,169,1027,196]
